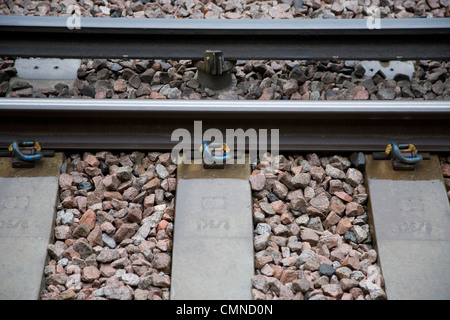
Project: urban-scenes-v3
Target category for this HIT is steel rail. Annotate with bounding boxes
[1,98,449,152]
[1,16,449,60]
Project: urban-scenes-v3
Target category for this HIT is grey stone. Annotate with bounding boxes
[138,275,153,290]
[93,287,105,297]
[344,231,357,243]
[346,168,363,187]
[354,64,366,77]
[283,79,299,95]
[319,263,336,276]
[273,224,289,237]
[152,273,171,288]
[331,155,351,171]
[272,180,288,199]
[410,82,427,97]
[254,234,270,251]
[132,222,151,244]
[78,181,93,191]
[273,154,291,171]
[249,174,266,191]
[47,244,64,261]
[11,80,32,91]
[321,71,336,84]
[218,90,238,100]
[325,165,346,179]
[299,248,316,263]
[352,225,368,243]
[325,88,340,100]
[359,280,387,300]
[349,152,366,172]
[299,159,311,173]
[266,193,280,203]
[167,87,182,99]
[345,202,364,217]
[73,239,93,259]
[307,216,324,232]
[139,69,155,83]
[289,191,307,212]
[142,208,164,229]
[309,166,325,182]
[292,279,311,294]
[96,249,120,263]
[251,275,269,293]
[289,68,307,83]
[103,283,133,300]
[426,68,446,83]
[376,87,396,100]
[311,81,324,92]
[291,172,311,189]
[309,196,330,214]
[72,223,90,238]
[295,214,310,226]
[116,166,133,181]
[102,233,117,248]
[61,210,74,225]
[352,194,368,205]
[81,84,95,97]
[121,273,140,286]
[336,266,352,279]
[259,201,276,215]
[255,223,272,235]
[153,252,171,274]
[156,164,169,179]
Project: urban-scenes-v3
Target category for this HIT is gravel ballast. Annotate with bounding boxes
[250,152,386,300]
[2,58,450,100]
[41,151,176,300]
[1,0,448,19]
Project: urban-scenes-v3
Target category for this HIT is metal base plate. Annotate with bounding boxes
[365,155,450,300]
[359,60,414,79]
[14,58,81,80]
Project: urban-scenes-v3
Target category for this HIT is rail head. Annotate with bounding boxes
[1,15,450,60]
[1,98,450,119]
[1,15,450,35]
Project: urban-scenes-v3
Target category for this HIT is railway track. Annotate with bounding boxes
[1,99,450,152]
[1,16,450,60]
[1,16,450,153]
[0,10,450,304]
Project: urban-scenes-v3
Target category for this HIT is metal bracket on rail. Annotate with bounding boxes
[195,50,235,91]
[372,142,428,171]
[200,140,231,169]
[0,140,54,168]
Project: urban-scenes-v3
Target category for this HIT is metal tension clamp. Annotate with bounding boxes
[199,141,231,169]
[0,140,54,168]
[195,50,235,91]
[373,142,428,171]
